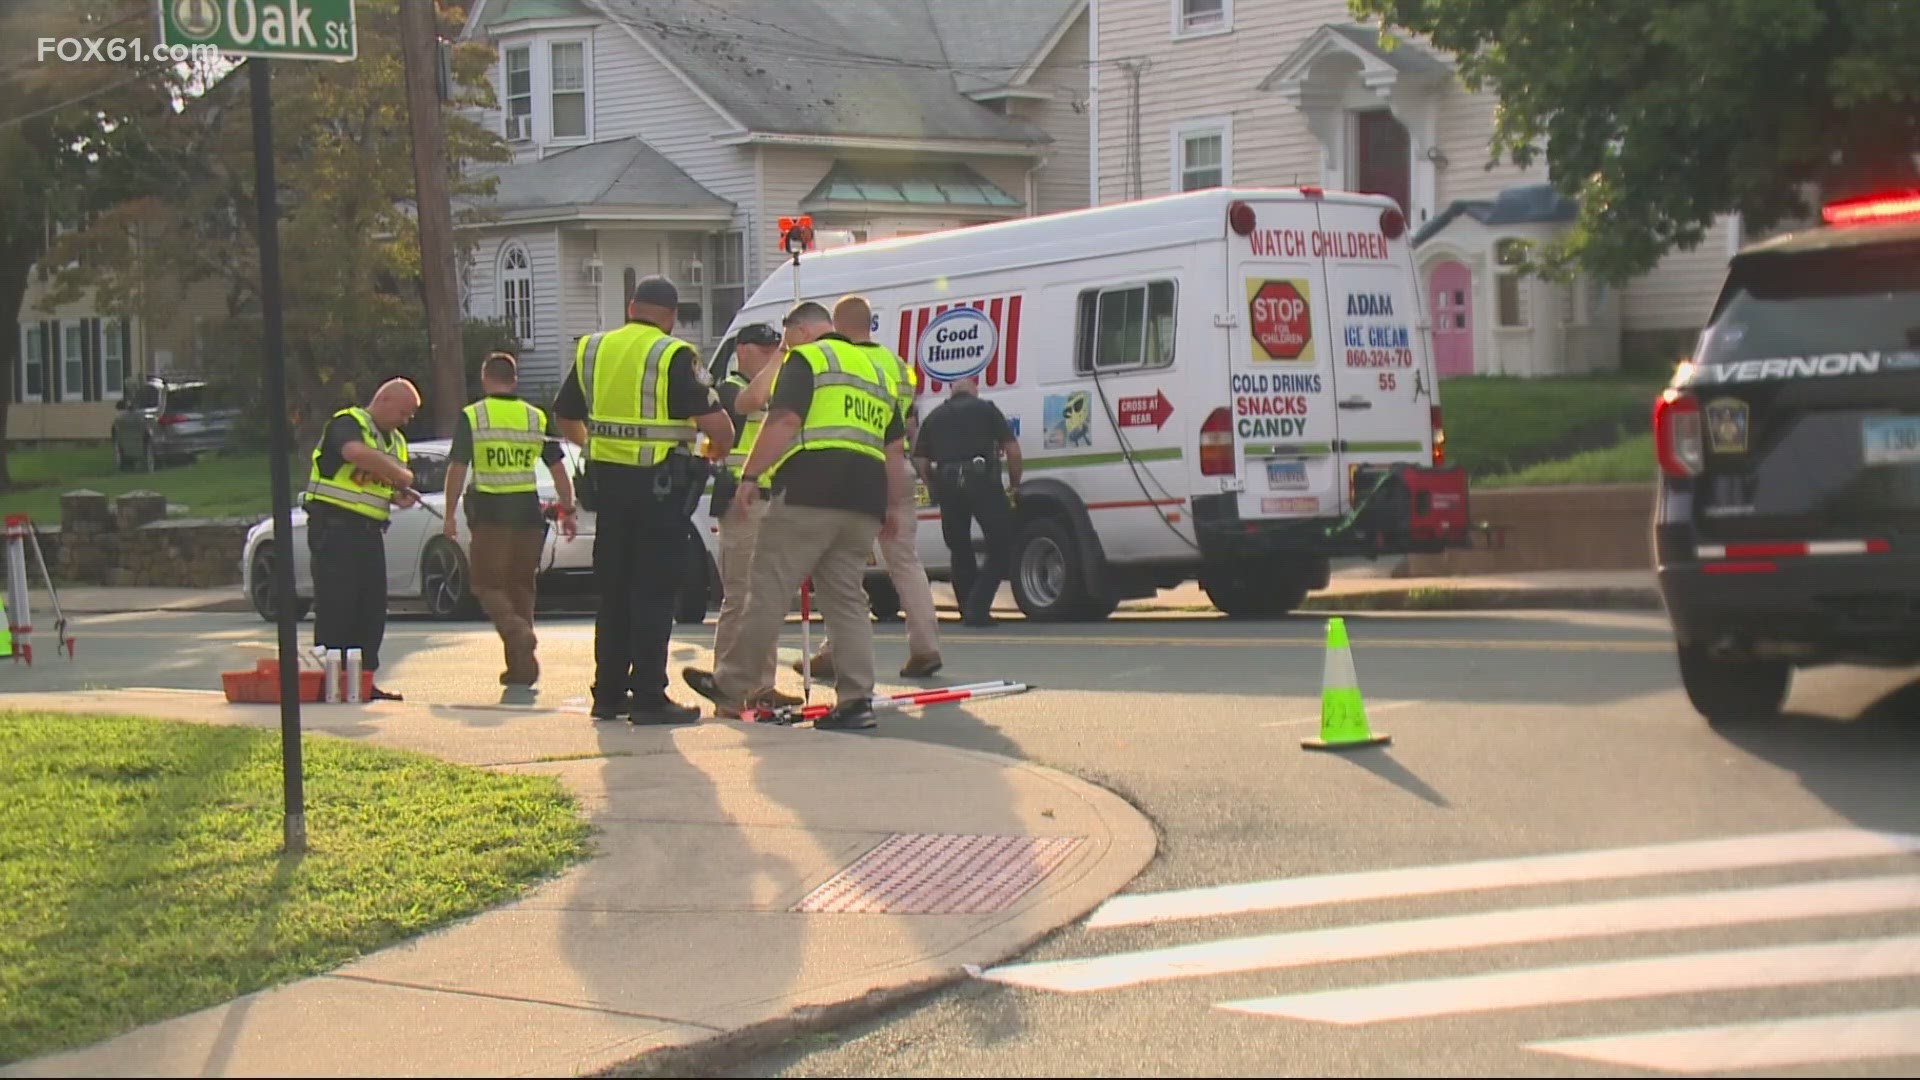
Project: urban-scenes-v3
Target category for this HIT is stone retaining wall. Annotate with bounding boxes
[1402,483,1656,575]
[48,490,256,588]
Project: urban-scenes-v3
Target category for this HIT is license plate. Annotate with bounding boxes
[1863,416,1920,465]
[1266,460,1308,490]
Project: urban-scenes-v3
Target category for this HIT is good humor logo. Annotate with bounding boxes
[917,307,999,383]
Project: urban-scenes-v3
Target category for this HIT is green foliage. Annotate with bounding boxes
[1349,0,1920,283]
[0,710,589,1064]
[1439,375,1663,478]
[1476,432,1658,489]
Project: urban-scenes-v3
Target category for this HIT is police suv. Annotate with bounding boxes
[1655,189,1920,722]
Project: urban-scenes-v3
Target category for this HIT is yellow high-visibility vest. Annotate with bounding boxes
[766,340,898,480]
[854,341,917,453]
[464,397,547,494]
[305,407,409,522]
[574,322,698,467]
[721,371,765,482]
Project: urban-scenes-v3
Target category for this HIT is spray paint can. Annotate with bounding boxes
[345,648,363,703]
[324,649,344,703]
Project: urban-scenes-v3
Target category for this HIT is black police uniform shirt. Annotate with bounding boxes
[550,325,723,495]
[765,332,907,523]
[449,394,566,528]
[309,412,405,528]
[914,392,1015,470]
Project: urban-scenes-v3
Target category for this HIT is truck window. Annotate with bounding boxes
[1075,281,1177,374]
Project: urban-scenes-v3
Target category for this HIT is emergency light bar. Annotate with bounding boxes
[1821,190,1920,227]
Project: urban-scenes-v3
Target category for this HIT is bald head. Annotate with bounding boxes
[368,378,421,432]
[832,295,872,342]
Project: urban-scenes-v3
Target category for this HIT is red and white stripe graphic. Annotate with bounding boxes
[1697,539,1890,560]
[896,294,1024,395]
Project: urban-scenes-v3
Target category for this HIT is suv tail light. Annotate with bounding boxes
[1653,390,1705,478]
[1430,405,1447,467]
[157,412,188,426]
[1200,406,1235,476]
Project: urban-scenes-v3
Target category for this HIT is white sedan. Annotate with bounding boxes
[240,438,719,623]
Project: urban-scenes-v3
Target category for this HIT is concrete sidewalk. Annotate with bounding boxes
[0,689,1155,1078]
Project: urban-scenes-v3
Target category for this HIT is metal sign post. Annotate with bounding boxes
[161,0,359,855]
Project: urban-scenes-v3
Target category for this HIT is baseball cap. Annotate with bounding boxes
[630,274,679,309]
[736,322,780,347]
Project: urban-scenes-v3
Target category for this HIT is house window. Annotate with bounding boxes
[100,317,124,401]
[1173,118,1230,193]
[500,243,533,342]
[1494,240,1529,328]
[548,41,587,140]
[707,231,746,340]
[18,324,45,402]
[1075,281,1177,373]
[1175,0,1229,36]
[503,46,532,140]
[61,321,85,402]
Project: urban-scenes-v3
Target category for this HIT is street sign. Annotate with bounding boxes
[1118,390,1173,430]
[158,0,357,62]
[1249,279,1312,362]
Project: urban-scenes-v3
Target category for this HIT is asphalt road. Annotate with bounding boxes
[7,606,1919,1077]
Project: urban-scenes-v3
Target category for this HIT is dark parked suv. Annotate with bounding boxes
[111,377,240,471]
[1654,190,1920,723]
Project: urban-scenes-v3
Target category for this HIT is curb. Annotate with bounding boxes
[1297,586,1665,613]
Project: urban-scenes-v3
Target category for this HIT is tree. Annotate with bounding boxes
[1350,0,1920,283]
[0,0,189,487]
[32,0,509,447]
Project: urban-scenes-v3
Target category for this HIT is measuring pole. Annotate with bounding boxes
[779,216,814,703]
[250,58,306,855]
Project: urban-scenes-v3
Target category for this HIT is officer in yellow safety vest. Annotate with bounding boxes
[303,378,422,701]
[797,294,944,682]
[552,275,734,724]
[683,299,911,730]
[708,322,802,712]
[443,352,577,690]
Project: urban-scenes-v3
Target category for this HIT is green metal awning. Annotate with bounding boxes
[801,161,1024,211]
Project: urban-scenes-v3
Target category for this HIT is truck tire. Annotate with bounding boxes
[1011,514,1115,622]
[676,540,716,625]
[1200,560,1311,619]
[1677,646,1790,724]
[866,574,902,622]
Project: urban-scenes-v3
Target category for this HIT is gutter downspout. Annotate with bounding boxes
[1088,0,1099,206]
[1026,154,1050,217]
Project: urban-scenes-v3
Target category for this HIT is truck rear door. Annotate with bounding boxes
[1311,196,1435,501]
[1224,199,1345,521]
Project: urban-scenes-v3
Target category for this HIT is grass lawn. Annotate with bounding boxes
[1476,431,1657,489]
[1440,375,1665,479]
[0,711,591,1065]
[0,448,300,522]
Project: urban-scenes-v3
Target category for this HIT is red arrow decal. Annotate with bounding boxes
[1117,390,1173,430]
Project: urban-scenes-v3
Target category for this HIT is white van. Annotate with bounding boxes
[690,187,1472,622]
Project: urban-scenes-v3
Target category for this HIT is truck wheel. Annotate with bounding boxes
[866,574,902,622]
[1677,646,1791,724]
[676,542,716,625]
[1200,561,1311,619]
[1011,514,1114,622]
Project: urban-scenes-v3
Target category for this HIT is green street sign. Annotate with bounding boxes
[158,0,356,62]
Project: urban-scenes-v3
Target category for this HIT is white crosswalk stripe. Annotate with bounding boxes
[977,828,1920,1074]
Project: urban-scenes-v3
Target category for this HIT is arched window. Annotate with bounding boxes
[500,242,533,342]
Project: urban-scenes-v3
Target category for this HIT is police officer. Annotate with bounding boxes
[799,294,943,680]
[913,375,1022,627]
[682,300,909,730]
[443,351,577,689]
[304,378,422,699]
[553,276,735,723]
[709,321,800,715]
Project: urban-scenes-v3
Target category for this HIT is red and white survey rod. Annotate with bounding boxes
[748,679,1031,723]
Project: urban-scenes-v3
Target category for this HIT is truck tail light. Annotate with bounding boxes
[1200,406,1235,476]
[157,412,188,426]
[1653,389,1705,478]
[1821,190,1920,227]
[1430,405,1447,467]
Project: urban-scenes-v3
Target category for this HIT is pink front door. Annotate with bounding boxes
[1428,260,1474,378]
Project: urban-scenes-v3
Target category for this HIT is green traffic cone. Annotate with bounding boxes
[1303,617,1391,751]
[0,593,10,659]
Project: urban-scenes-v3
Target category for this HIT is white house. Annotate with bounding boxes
[1089,0,1753,377]
[455,0,1093,392]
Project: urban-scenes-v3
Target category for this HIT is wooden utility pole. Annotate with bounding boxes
[399,0,464,437]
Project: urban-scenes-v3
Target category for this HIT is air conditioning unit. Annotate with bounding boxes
[507,114,532,141]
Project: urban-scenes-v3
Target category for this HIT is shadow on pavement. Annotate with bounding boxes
[1709,672,1920,834]
[1310,743,1451,808]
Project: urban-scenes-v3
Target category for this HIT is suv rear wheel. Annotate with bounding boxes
[1677,646,1791,724]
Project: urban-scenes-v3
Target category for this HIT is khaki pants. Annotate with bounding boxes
[717,494,881,703]
[817,487,940,662]
[712,498,778,688]
[469,523,545,680]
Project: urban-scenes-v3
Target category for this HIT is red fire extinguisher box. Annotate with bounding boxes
[222,658,371,704]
